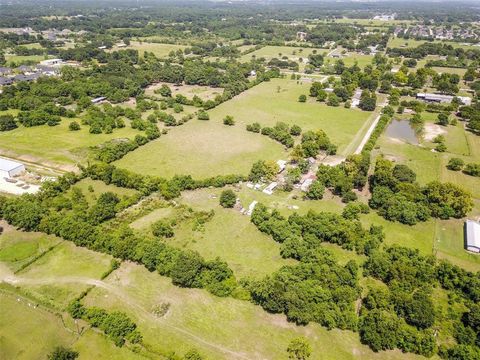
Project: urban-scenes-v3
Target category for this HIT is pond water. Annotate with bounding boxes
[385,119,419,145]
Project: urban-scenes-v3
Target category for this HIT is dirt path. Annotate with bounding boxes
[353,114,381,155]
[0,271,250,360]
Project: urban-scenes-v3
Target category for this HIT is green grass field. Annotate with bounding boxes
[83,262,427,360]
[388,37,478,50]
[16,241,112,309]
[5,54,48,64]
[145,83,223,101]
[119,41,186,58]
[116,79,373,178]
[0,293,78,360]
[207,78,374,153]
[71,178,139,205]
[327,54,374,69]
[0,222,61,272]
[240,45,329,62]
[115,115,286,179]
[0,114,141,169]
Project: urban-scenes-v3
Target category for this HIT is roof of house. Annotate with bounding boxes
[466,220,480,250]
[0,157,24,172]
[0,77,13,85]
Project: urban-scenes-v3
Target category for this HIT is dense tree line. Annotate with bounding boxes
[369,158,473,225]
[251,203,384,258]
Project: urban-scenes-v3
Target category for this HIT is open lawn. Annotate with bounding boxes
[388,37,478,50]
[5,54,48,64]
[207,78,374,154]
[240,45,329,62]
[328,54,374,69]
[72,178,139,205]
[16,241,112,309]
[0,221,61,272]
[115,112,286,179]
[0,114,141,170]
[118,41,186,58]
[83,261,427,360]
[74,330,147,360]
[117,78,373,178]
[171,188,294,279]
[0,293,78,360]
[145,82,223,101]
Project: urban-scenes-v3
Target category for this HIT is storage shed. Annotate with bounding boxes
[465,220,480,253]
[0,157,26,178]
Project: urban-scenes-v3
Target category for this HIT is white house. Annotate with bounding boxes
[0,157,26,178]
[263,182,278,195]
[465,220,480,253]
[276,160,287,173]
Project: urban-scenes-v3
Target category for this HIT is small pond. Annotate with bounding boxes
[385,119,419,145]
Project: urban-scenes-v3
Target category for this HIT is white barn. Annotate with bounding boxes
[465,220,480,253]
[0,157,25,178]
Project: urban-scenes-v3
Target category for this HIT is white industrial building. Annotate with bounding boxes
[0,157,26,178]
[465,220,480,253]
[416,93,472,106]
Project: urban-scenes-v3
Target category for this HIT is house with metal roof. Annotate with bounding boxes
[0,158,26,178]
[0,77,14,86]
[416,92,472,106]
[465,220,480,253]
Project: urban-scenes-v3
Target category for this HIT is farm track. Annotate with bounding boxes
[0,268,251,360]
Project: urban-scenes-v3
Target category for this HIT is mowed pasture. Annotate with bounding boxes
[145,82,223,101]
[0,113,141,169]
[115,115,287,179]
[0,293,77,360]
[117,41,186,58]
[116,78,373,178]
[0,221,61,272]
[71,178,139,205]
[15,241,113,309]
[240,45,329,62]
[208,78,375,153]
[83,261,427,360]
[170,188,295,278]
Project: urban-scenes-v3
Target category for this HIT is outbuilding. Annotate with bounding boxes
[0,157,26,178]
[465,220,480,253]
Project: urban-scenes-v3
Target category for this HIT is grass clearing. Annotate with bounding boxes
[73,330,147,360]
[117,79,373,178]
[207,78,374,154]
[0,293,77,360]
[17,241,112,309]
[83,262,426,360]
[145,82,223,101]
[119,41,186,58]
[0,113,141,168]
[5,54,48,64]
[129,207,174,230]
[0,221,61,272]
[240,45,329,62]
[171,188,293,278]
[71,178,139,205]
[115,112,286,179]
